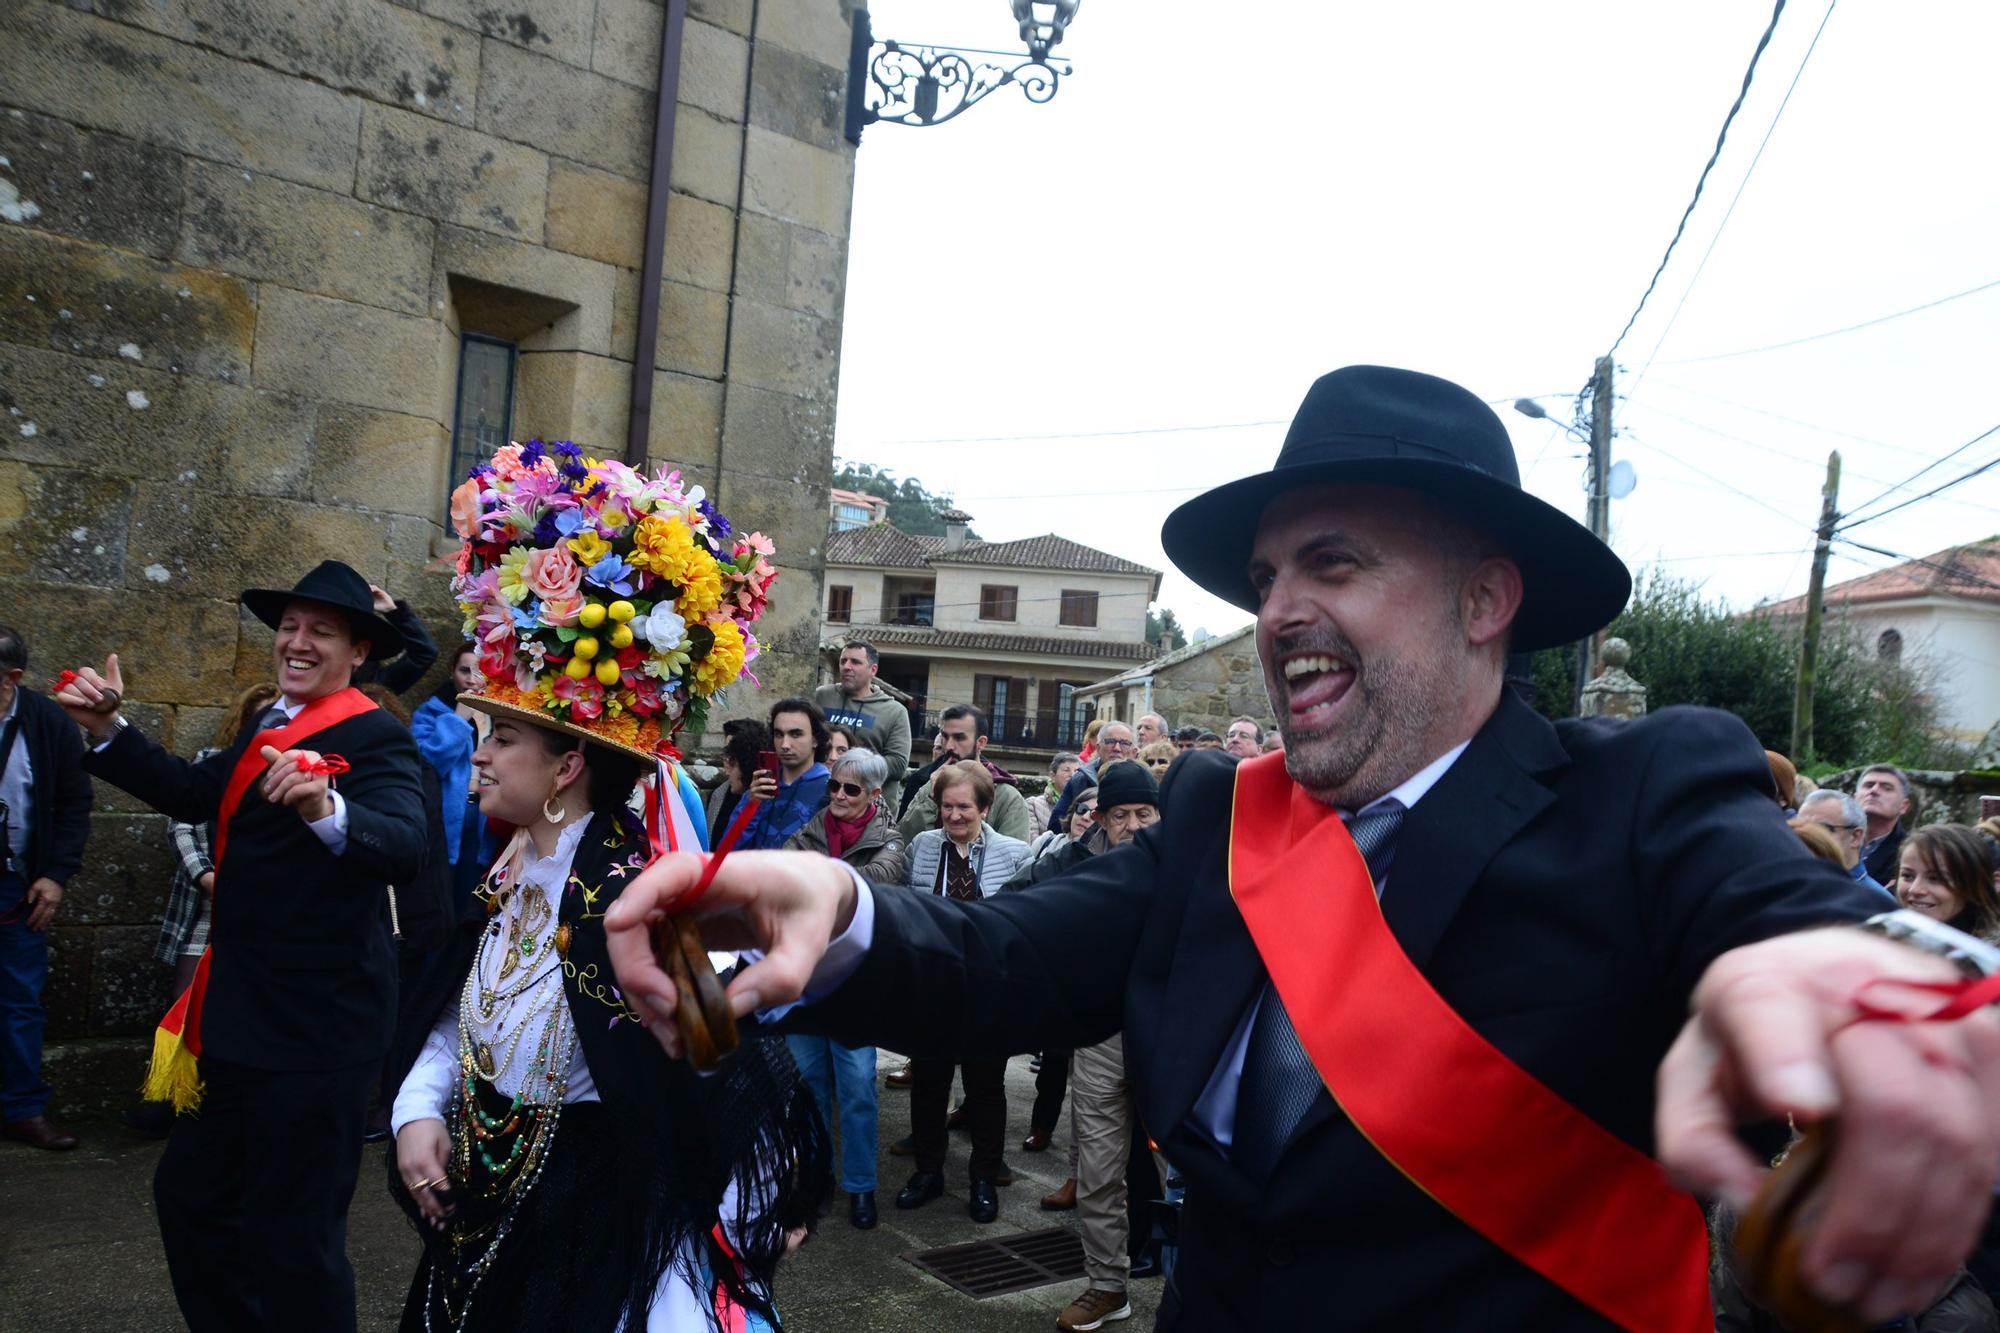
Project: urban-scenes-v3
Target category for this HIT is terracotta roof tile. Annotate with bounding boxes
[928,533,1159,577]
[1761,538,2000,614]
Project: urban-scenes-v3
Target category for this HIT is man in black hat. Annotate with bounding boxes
[56,559,427,1333]
[608,367,2000,1330]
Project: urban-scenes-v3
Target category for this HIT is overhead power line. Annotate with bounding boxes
[1605,0,1791,358]
[1629,0,1839,394]
[1664,277,2000,364]
[1838,419,2000,527]
[1836,428,2000,531]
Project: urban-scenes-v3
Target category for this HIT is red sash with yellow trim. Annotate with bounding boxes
[1228,750,1711,1331]
[142,687,378,1111]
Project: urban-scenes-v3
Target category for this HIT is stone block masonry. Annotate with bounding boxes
[0,0,858,1042]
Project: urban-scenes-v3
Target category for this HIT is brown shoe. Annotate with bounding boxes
[885,1064,914,1088]
[1040,1177,1076,1211]
[1021,1126,1052,1152]
[1056,1285,1130,1330]
[3,1114,79,1151]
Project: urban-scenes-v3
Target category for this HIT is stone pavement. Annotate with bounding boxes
[0,1050,1164,1332]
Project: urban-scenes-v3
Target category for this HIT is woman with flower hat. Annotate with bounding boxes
[386,441,827,1330]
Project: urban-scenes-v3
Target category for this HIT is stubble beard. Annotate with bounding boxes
[1269,623,1460,810]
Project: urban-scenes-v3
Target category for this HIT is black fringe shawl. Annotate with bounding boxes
[385,810,834,1331]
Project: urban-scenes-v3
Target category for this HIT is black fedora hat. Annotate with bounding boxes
[240,560,407,661]
[1160,365,1630,652]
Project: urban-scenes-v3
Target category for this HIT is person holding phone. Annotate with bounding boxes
[741,700,830,851]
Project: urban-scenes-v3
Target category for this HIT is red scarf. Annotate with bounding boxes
[1228,751,1711,1331]
[142,687,378,1111]
[824,804,875,860]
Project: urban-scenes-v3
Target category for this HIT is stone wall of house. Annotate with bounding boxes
[1151,635,1273,736]
[0,0,856,1039]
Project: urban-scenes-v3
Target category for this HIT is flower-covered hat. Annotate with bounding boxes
[448,440,778,763]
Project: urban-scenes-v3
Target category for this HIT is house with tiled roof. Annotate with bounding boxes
[820,510,1162,751]
[1758,537,2000,740]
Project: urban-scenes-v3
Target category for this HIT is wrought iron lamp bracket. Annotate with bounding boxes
[844,10,1074,142]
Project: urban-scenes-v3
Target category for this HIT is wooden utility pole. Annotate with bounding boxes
[1575,355,1615,713]
[1791,450,1842,759]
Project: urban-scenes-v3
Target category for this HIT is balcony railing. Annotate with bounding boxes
[905,703,1095,752]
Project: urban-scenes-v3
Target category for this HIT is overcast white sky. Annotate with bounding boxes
[831,0,2000,642]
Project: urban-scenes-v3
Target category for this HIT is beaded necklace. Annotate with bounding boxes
[432,881,580,1331]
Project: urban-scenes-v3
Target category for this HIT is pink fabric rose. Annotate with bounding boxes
[524,546,583,603]
[539,593,584,628]
[489,444,525,481]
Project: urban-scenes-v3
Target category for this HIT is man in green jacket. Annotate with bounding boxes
[813,641,913,781]
[898,704,1030,843]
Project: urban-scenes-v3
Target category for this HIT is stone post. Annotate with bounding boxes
[1580,637,1648,720]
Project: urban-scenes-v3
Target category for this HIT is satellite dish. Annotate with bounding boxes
[1607,459,1637,499]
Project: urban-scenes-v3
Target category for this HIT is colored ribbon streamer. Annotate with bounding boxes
[294,753,351,779]
[677,796,760,915]
[1849,971,2000,1025]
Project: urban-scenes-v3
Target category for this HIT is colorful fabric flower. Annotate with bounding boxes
[636,603,687,650]
[567,529,612,566]
[496,548,534,604]
[692,617,746,694]
[674,556,724,619]
[449,478,484,540]
[629,516,701,583]
[524,546,584,604]
[584,554,639,596]
[552,674,605,722]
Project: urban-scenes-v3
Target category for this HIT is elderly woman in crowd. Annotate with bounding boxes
[1029,785,1097,865]
[896,761,1031,1224]
[1027,752,1081,838]
[784,747,907,1231]
[1136,741,1176,784]
[1896,823,2000,939]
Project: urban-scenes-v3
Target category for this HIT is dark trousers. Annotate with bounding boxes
[910,1055,1005,1182]
[1031,1046,1070,1135]
[153,1056,374,1332]
[0,872,51,1122]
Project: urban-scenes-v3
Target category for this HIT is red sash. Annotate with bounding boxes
[1228,751,1711,1331]
[142,687,377,1109]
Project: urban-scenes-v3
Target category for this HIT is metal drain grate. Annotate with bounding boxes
[903,1226,1088,1298]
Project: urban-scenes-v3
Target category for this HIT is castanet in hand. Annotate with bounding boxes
[650,914,739,1072]
[1733,1122,1867,1333]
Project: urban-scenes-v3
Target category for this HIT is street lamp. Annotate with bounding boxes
[845,2,1084,142]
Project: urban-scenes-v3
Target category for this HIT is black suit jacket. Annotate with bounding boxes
[1864,821,1905,887]
[84,708,426,1070]
[792,695,1885,1330]
[9,687,92,886]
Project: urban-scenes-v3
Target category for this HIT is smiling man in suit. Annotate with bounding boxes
[608,366,2000,1332]
[57,559,426,1333]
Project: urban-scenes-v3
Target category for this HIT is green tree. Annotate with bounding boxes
[1524,571,1958,771]
[832,462,976,539]
[1146,605,1185,650]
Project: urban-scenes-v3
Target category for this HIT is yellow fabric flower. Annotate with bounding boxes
[567,530,612,566]
[496,548,534,604]
[692,618,745,694]
[629,516,699,583]
[674,554,724,619]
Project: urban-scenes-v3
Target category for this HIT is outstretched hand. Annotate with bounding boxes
[52,654,124,733]
[1656,928,2000,1322]
[604,850,857,1059]
[259,745,335,822]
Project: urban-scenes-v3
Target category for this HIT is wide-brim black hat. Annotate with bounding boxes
[240,559,407,662]
[1161,365,1630,652]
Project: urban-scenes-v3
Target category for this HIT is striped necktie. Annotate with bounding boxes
[1231,800,1405,1180]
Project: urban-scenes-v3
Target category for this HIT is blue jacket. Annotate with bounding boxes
[743,763,828,849]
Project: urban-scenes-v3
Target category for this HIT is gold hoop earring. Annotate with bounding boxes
[543,790,567,824]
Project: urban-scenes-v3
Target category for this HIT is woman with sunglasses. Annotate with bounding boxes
[783,747,908,1231]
